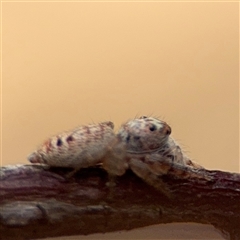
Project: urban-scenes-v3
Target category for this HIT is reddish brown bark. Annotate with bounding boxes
[0,164,240,240]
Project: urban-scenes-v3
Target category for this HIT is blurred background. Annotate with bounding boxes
[1,2,239,239]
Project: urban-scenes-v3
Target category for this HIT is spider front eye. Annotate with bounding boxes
[149,124,156,131]
[56,138,63,147]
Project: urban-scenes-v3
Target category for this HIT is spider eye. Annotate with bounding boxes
[66,135,74,142]
[149,124,156,131]
[134,136,140,140]
[165,126,171,135]
[56,138,63,147]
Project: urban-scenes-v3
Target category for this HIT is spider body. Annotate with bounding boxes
[28,117,205,197]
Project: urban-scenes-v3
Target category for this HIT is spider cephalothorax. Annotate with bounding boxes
[117,116,171,153]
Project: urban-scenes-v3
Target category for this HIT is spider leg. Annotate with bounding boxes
[165,138,203,169]
[128,157,172,198]
[145,154,212,181]
[103,140,128,176]
[102,140,128,198]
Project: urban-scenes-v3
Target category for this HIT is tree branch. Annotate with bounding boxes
[0,164,240,240]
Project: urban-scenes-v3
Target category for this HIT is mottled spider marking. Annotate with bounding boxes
[117,116,172,153]
[28,121,116,169]
[117,116,202,169]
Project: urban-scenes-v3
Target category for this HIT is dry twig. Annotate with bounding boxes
[0,164,240,240]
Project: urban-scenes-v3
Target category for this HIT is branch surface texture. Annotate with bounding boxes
[0,164,240,240]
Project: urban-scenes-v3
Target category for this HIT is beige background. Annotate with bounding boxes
[1,2,239,240]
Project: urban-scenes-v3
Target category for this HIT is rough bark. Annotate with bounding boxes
[0,164,240,240]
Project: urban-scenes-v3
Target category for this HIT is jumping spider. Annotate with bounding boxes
[28,116,205,197]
